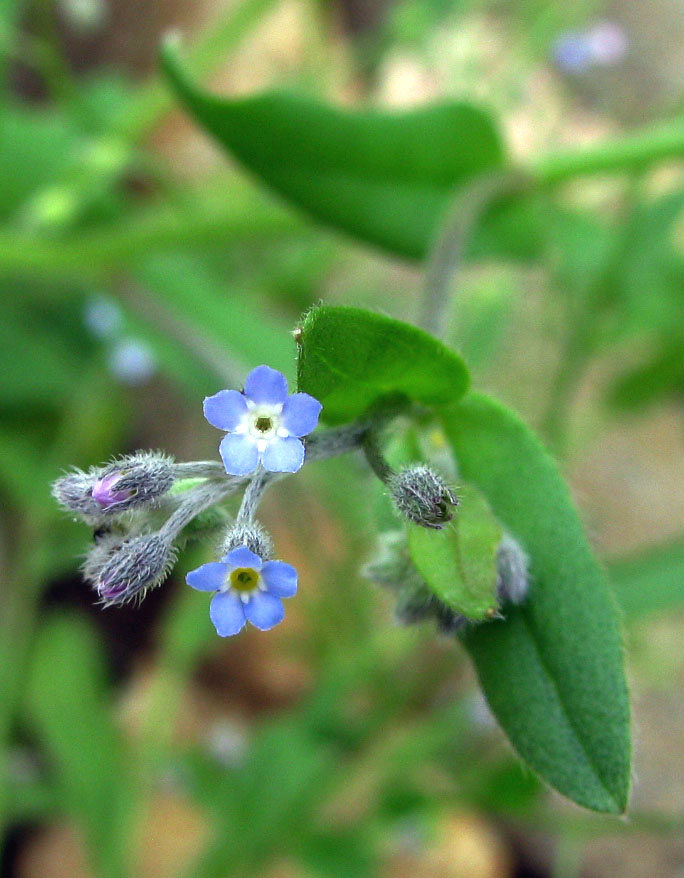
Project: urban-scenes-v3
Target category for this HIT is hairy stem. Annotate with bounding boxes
[419,171,531,340]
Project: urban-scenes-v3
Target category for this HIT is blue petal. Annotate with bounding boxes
[261,561,298,597]
[224,545,263,570]
[186,562,229,592]
[244,365,288,405]
[210,591,246,637]
[281,393,322,438]
[244,591,285,630]
[261,436,305,473]
[203,390,248,431]
[219,433,259,476]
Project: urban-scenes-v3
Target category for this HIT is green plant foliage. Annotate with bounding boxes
[24,614,131,877]
[161,43,508,260]
[442,393,631,813]
[609,539,684,620]
[297,304,469,423]
[408,485,501,620]
[615,190,684,336]
[608,337,684,411]
[129,253,295,396]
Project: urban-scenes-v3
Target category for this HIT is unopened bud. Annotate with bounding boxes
[364,530,466,635]
[83,532,176,606]
[389,465,458,529]
[93,452,174,511]
[52,468,103,522]
[496,535,529,605]
[221,521,274,561]
[53,452,175,522]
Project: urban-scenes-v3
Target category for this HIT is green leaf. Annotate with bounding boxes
[441,393,631,813]
[408,485,501,620]
[608,337,684,412]
[24,614,131,877]
[128,253,294,397]
[161,43,507,260]
[609,539,684,620]
[297,304,469,423]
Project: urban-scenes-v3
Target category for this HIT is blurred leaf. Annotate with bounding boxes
[162,43,509,260]
[615,190,684,336]
[297,304,469,423]
[609,539,684,619]
[126,253,294,396]
[0,297,86,407]
[302,828,377,878]
[0,106,79,220]
[442,393,631,813]
[462,758,542,815]
[608,338,684,411]
[190,720,335,876]
[24,614,131,877]
[408,485,501,620]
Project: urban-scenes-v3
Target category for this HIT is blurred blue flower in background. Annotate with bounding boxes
[204,364,322,476]
[553,19,628,74]
[186,545,298,636]
[107,337,157,385]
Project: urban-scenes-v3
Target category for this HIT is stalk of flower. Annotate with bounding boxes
[85,477,240,605]
[55,364,422,632]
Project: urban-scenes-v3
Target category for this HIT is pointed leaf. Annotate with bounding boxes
[441,393,631,813]
[161,43,509,260]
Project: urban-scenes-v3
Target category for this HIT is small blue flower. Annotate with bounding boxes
[203,365,322,476]
[186,545,298,636]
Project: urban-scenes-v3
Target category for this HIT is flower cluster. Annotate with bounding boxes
[53,366,320,637]
[53,360,524,641]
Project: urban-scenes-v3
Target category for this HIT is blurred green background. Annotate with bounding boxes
[1,0,684,875]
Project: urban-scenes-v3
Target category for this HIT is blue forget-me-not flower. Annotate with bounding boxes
[204,365,322,476]
[186,545,297,636]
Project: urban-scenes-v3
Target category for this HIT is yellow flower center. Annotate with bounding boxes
[254,416,273,433]
[230,567,260,592]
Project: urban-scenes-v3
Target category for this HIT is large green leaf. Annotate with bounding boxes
[161,43,509,261]
[297,304,469,423]
[442,393,631,813]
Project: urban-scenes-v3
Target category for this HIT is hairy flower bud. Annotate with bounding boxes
[364,530,466,635]
[52,469,104,523]
[496,534,529,605]
[92,452,175,511]
[53,452,175,522]
[221,521,274,561]
[83,532,177,606]
[389,465,458,529]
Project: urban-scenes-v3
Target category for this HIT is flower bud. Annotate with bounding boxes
[496,534,529,605]
[83,532,177,606]
[221,521,274,561]
[52,468,103,522]
[93,452,174,511]
[53,452,175,523]
[389,465,458,529]
[364,530,466,635]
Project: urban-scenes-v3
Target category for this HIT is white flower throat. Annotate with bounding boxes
[235,401,289,453]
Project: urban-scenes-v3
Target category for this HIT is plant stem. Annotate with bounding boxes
[0,193,302,286]
[419,170,531,339]
[535,117,684,185]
